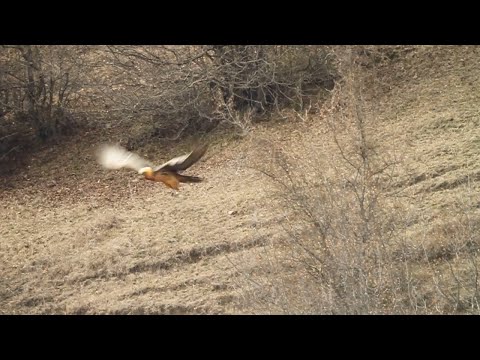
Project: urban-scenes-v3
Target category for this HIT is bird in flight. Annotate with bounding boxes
[97,143,208,190]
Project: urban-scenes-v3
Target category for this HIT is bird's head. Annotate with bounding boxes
[138,167,154,176]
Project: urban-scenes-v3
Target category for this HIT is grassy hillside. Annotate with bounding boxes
[1,46,479,314]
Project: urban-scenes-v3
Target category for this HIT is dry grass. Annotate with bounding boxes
[232,46,480,314]
[0,130,283,314]
[1,46,480,314]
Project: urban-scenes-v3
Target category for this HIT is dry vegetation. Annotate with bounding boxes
[1,45,479,314]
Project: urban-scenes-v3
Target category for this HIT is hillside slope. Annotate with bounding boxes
[1,46,479,314]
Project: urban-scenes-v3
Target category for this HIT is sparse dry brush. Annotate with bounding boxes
[2,45,479,314]
[236,46,480,314]
[98,45,336,143]
[0,45,101,168]
[1,45,335,169]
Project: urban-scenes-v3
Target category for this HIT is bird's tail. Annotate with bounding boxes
[176,174,202,183]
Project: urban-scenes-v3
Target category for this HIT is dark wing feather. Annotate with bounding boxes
[154,144,208,172]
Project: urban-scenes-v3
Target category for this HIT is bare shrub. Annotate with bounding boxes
[1,45,337,163]
[95,45,337,142]
[0,45,98,165]
[233,47,405,313]
[235,46,480,314]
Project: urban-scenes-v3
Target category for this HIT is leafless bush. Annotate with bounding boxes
[0,45,99,164]
[1,45,337,163]
[237,46,480,314]
[96,45,336,141]
[234,47,405,313]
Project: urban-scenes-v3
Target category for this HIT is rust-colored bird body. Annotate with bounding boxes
[97,143,208,190]
[141,169,201,190]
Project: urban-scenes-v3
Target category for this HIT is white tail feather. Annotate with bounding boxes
[97,144,150,172]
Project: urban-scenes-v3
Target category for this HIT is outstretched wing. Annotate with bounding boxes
[154,144,208,172]
[96,144,151,172]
